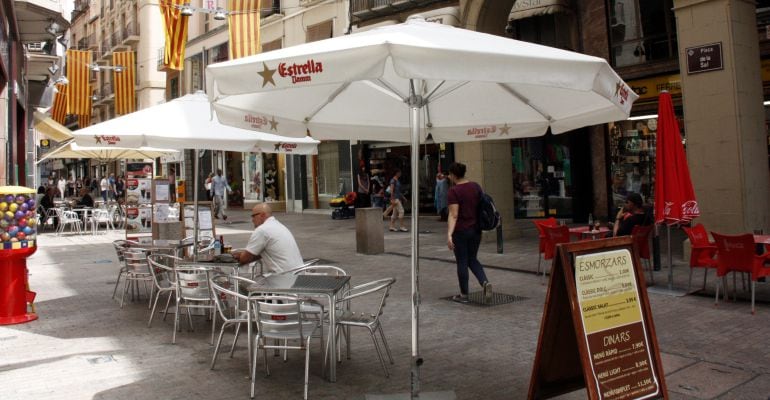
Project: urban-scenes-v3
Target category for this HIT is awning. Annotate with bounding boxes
[33,111,73,142]
[509,0,572,21]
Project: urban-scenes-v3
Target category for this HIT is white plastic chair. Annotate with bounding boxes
[146,254,179,328]
[56,208,83,235]
[89,208,114,234]
[120,248,153,308]
[173,266,216,344]
[210,274,257,371]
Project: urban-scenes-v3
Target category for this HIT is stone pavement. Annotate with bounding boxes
[1,210,768,400]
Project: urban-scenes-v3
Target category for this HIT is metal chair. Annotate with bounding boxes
[111,240,139,300]
[146,254,180,327]
[120,248,153,308]
[250,295,321,400]
[330,277,396,378]
[682,223,717,292]
[56,208,83,235]
[89,208,114,234]
[712,232,770,314]
[210,274,257,371]
[173,266,216,344]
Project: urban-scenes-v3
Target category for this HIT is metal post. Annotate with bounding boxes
[409,81,421,399]
[496,219,503,254]
[667,224,672,290]
[192,149,199,261]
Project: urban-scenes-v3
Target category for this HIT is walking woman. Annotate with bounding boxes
[446,162,492,304]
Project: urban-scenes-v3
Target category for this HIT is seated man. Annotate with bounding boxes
[233,203,303,275]
[612,192,649,237]
[76,188,94,208]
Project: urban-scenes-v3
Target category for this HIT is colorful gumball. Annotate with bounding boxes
[0,220,8,229]
[5,195,14,203]
[22,226,33,235]
[8,226,19,236]
[18,218,27,227]
[19,203,28,212]
[16,232,25,240]
[1,232,10,241]
[26,210,34,217]
[26,199,35,209]
[0,202,7,212]
[14,210,25,220]
[26,218,36,227]
[8,203,17,213]
[15,195,25,204]
[4,211,13,221]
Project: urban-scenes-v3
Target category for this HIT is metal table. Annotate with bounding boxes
[247,274,351,382]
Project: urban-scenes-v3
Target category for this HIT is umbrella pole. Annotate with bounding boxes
[409,85,422,399]
[193,149,199,261]
[667,224,672,290]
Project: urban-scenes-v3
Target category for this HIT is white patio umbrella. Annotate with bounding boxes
[38,140,177,162]
[206,17,638,395]
[68,91,319,252]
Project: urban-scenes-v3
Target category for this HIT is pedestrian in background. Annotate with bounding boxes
[387,169,407,232]
[211,169,232,221]
[205,172,214,201]
[356,166,371,209]
[434,171,449,222]
[446,162,492,304]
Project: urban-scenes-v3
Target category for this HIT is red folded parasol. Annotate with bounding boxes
[654,91,699,225]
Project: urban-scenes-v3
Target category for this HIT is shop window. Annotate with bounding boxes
[207,42,229,65]
[512,136,574,219]
[608,0,677,67]
[244,152,264,201]
[507,13,573,50]
[607,117,667,212]
[306,20,333,43]
[317,142,340,196]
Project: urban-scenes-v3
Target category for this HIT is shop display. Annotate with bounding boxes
[608,120,657,210]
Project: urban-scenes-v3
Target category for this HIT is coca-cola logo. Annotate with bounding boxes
[278,60,323,84]
[663,201,673,216]
[614,80,630,105]
[466,126,496,139]
[94,135,121,145]
[273,142,298,152]
[681,200,700,217]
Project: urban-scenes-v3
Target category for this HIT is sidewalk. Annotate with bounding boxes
[0,209,768,399]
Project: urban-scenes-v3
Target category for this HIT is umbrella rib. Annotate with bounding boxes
[305,82,352,123]
[374,78,408,101]
[425,81,470,103]
[498,83,553,122]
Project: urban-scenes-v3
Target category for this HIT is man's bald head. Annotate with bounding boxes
[251,203,273,227]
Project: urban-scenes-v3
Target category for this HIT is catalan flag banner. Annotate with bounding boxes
[66,49,92,116]
[51,83,68,124]
[228,0,261,60]
[113,51,136,115]
[78,87,93,127]
[160,0,189,70]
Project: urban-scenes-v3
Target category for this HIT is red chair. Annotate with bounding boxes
[682,224,717,292]
[533,218,558,277]
[631,225,654,285]
[711,232,770,314]
[542,225,570,283]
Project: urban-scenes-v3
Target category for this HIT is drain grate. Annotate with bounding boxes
[441,291,528,307]
[86,355,116,365]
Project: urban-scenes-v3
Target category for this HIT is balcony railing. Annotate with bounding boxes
[262,0,280,17]
[77,37,87,50]
[102,37,112,53]
[350,0,435,22]
[123,20,139,38]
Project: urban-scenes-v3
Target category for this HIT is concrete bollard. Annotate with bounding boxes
[356,207,384,255]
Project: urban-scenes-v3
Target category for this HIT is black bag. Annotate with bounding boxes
[475,183,501,231]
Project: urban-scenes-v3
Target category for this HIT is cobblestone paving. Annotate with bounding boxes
[1,211,768,399]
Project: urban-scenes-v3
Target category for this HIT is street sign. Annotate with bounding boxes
[528,236,668,400]
[686,43,723,74]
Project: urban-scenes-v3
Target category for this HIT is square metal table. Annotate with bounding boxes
[247,274,351,382]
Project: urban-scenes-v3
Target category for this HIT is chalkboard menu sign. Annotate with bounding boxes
[528,237,667,400]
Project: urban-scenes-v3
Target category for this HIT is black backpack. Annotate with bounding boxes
[475,183,501,231]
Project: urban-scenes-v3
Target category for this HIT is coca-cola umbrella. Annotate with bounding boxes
[654,91,700,290]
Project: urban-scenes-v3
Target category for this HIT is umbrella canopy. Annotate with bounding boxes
[207,18,636,142]
[70,91,319,155]
[33,111,74,142]
[37,140,177,163]
[206,17,638,394]
[654,91,699,225]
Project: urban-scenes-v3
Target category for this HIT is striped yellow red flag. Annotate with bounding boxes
[66,49,92,115]
[78,86,93,127]
[51,83,68,124]
[160,0,189,70]
[228,0,261,59]
[113,51,136,115]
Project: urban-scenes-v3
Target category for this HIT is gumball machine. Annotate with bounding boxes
[0,186,37,324]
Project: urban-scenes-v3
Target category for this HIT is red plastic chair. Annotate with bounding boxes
[711,232,770,314]
[631,225,654,285]
[532,218,558,277]
[682,224,717,292]
[542,225,570,283]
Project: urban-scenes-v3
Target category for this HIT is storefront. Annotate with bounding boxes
[243,152,285,204]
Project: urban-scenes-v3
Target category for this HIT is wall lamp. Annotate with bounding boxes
[48,63,59,75]
[90,63,125,72]
[176,4,228,20]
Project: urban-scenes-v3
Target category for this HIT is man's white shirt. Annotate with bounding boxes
[245,216,303,274]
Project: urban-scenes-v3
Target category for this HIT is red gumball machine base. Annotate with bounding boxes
[0,246,37,325]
